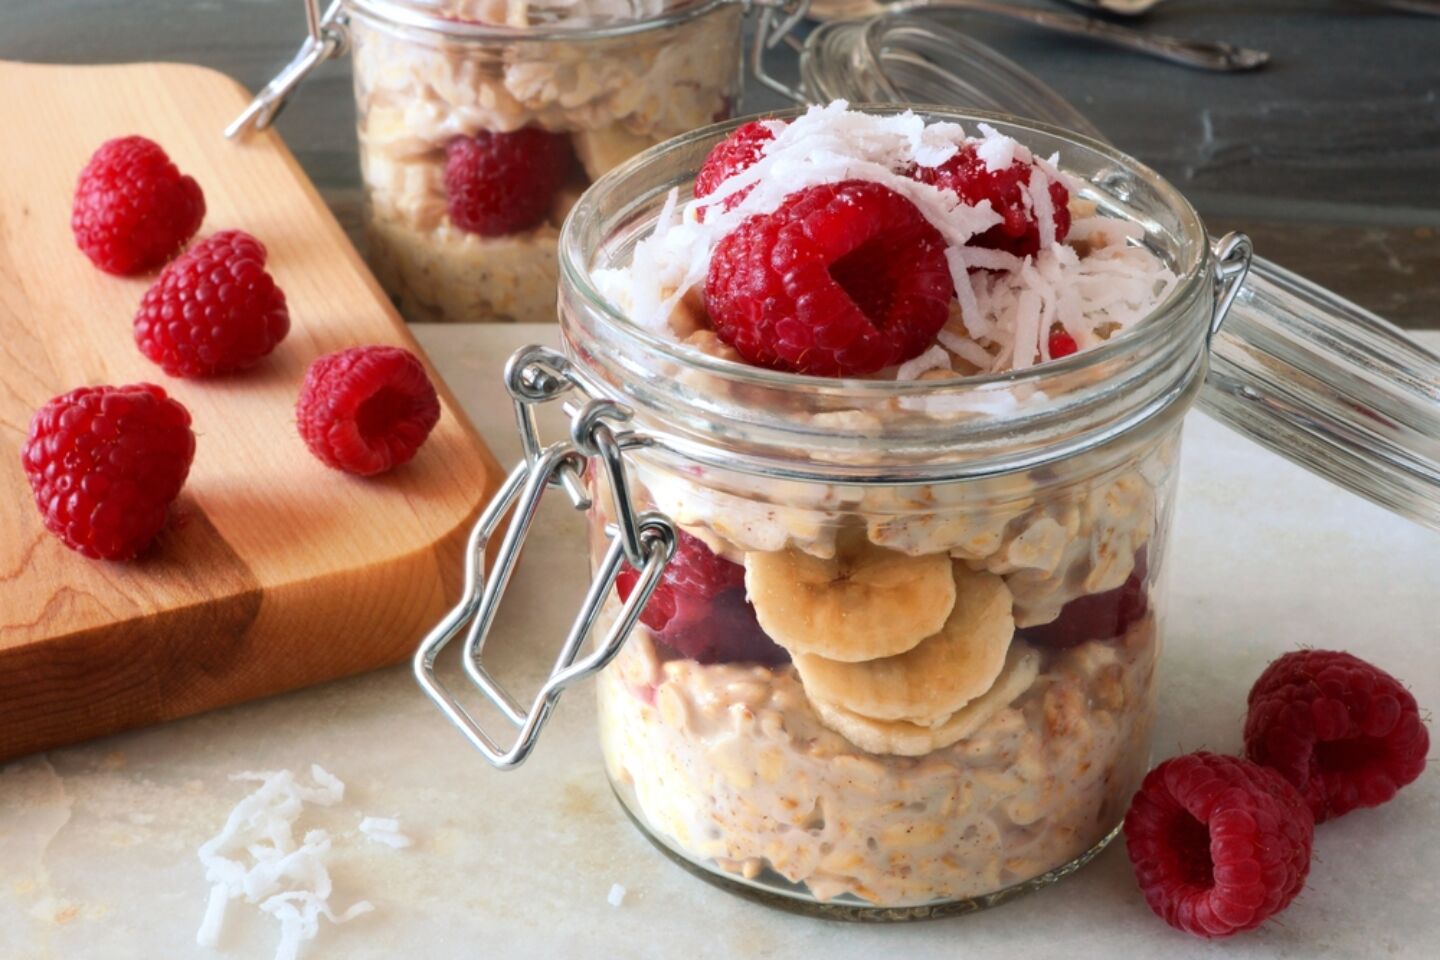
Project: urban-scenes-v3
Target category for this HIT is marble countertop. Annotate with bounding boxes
[2,323,1436,960]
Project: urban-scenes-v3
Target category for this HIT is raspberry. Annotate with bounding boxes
[1021,549,1148,648]
[615,528,787,665]
[72,136,206,275]
[914,143,1069,258]
[1047,328,1079,360]
[704,180,955,377]
[443,128,573,236]
[295,346,442,476]
[133,230,290,377]
[20,384,195,560]
[1244,649,1429,823]
[1123,752,1314,939]
[693,120,777,218]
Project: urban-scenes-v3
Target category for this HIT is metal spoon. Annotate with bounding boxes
[1054,0,1163,15]
[808,0,1270,72]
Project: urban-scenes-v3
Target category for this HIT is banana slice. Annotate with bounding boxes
[573,124,661,181]
[809,642,1041,757]
[793,566,1014,724]
[744,540,956,662]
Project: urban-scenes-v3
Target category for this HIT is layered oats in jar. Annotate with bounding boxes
[556,103,1215,914]
[348,0,742,322]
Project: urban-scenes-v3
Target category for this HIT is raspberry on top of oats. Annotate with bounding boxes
[593,101,1179,381]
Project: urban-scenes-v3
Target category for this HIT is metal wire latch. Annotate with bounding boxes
[225,0,348,139]
[414,345,675,770]
[1209,231,1253,339]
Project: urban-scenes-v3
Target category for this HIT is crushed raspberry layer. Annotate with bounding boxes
[20,383,196,560]
[704,180,955,376]
[1124,751,1314,939]
[296,345,442,477]
[616,528,787,666]
[72,136,206,275]
[1022,550,1148,648]
[1245,649,1429,822]
[134,230,290,377]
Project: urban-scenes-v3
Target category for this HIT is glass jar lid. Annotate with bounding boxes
[793,12,1440,531]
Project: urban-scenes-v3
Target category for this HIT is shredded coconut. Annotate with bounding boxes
[359,816,413,849]
[197,766,374,960]
[607,883,627,907]
[595,102,1178,383]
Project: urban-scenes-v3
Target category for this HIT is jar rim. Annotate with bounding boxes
[344,0,730,41]
[560,105,1209,396]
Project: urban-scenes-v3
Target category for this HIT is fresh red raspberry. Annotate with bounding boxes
[1047,328,1079,360]
[1123,752,1314,939]
[20,384,195,561]
[1022,549,1148,648]
[71,136,206,275]
[704,180,955,377]
[693,120,777,218]
[914,143,1069,258]
[133,230,290,377]
[615,528,787,665]
[295,346,442,477]
[1244,649,1429,823]
[443,128,573,236]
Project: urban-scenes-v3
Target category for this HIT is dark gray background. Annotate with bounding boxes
[5,0,1436,326]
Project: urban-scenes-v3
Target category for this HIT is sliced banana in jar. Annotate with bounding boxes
[744,541,956,662]
[793,566,1015,725]
[808,642,1041,757]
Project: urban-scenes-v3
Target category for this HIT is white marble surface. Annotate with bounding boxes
[2,324,1436,960]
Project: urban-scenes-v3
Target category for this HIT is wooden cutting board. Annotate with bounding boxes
[0,61,503,761]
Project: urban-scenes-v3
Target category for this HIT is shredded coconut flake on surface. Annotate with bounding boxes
[197,766,374,960]
[595,101,1178,384]
[359,816,413,849]
[608,883,627,907]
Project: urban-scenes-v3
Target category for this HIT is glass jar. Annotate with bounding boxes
[230,0,753,323]
[415,107,1252,916]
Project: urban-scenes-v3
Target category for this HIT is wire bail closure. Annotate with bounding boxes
[414,345,675,769]
[225,0,348,139]
[1208,231,1253,339]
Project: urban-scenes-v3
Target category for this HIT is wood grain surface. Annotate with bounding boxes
[0,60,501,761]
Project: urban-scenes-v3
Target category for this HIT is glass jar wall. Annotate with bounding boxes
[557,110,1217,915]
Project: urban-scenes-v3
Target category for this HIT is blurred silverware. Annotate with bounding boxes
[808,0,1270,72]
[1053,0,1163,15]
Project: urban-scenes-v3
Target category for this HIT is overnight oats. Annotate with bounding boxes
[348,0,743,322]
[570,103,1194,913]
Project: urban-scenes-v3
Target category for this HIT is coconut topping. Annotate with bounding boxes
[594,101,1179,380]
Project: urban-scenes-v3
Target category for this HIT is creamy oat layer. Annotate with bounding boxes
[600,616,1158,905]
[350,2,740,322]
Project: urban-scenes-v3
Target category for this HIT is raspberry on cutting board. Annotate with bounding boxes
[71,135,206,275]
[134,230,290,377]
[1245,649,1429,822]
[615,528,788,666]
[443,128,574,237]
[295,345,442,477]
[704,179,955,377]
[1123,751,1314,939]
[20,383,196,560]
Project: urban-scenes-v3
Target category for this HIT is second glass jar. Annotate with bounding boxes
[348,0,743,323]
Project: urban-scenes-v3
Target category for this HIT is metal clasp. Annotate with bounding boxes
[1209,231,1253,339]
[414,345,675,770]
[225,0,349,139]
[749,0,812,102]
